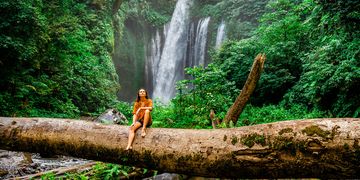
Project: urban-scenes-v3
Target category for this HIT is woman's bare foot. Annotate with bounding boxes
[141,129,146,137]
[125,146,132,150]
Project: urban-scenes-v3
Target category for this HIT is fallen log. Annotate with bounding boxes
[0,117,359,178]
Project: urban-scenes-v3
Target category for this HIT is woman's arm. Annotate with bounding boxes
[135,106,152,115]
[139,106,153,111]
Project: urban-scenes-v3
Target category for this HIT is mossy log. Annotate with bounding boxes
[0,117,359,178]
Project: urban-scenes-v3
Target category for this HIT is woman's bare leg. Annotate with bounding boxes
[141,110,151,137]
[126,122,142,150]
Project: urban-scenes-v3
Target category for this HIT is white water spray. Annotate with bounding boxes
[152,0,193,103]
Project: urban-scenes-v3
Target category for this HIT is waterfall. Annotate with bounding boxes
[145,24,169,95]
[189,17,211,66]
[152,0,193,103]
[115,0,214,103]
[145,30,161,94]
[215,20,226,49]
[147,0,212,103]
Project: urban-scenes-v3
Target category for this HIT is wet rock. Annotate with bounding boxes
[187,177,222,180]
[0,150,90,179]
[95,108,128,125]
[144,173,185,180]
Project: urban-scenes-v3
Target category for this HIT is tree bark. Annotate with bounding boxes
[0,117,359,178]
[112,0,123,15]
[224,53,266,125]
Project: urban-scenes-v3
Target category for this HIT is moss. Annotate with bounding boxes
[344,143,350,150]
[177,155,193,167]
[272,136,297,155]
[231,135,238,145]
[271,135,309,155]
[241,133,266,148]
[297,140,307,152]
[223,135,227,141]
[273,136,293,149]
[278,128,293,135]
[301,125,331,139]
[193,153,204,161]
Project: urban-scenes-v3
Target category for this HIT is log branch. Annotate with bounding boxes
[224,53,266,125]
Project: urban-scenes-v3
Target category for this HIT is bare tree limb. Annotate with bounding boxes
[224,53,266,125]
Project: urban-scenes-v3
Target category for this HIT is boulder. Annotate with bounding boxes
[95,109,128,125]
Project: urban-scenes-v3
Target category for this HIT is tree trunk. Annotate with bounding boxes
[224,53,266,125]
[0,117,359,178]
[112,0,123,15]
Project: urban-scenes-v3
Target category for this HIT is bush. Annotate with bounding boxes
[238,104,327,126]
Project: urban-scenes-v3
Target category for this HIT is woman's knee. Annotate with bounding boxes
[130,126,137,132]
[145,109,150,114]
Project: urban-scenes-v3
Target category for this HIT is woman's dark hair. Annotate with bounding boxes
[136,88,148,102]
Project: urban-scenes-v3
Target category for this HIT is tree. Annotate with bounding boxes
[282,0,360,117]
[0,0,119,117]
[1,117,359,178]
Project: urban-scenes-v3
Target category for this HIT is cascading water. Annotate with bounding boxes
[215,20,226,49]
[115,1,224,103]
[188,17,211,67]
[145,25,168,95]
[144,0,215,104]
[152,0,193,103]
[145,30,160,94]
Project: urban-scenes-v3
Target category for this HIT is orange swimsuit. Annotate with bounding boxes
[132,99,153,121]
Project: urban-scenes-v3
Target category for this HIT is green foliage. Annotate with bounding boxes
[211,36,299,105]
[207,0,359,117]
[63,172,89,180]
[282,0,360,117]
[91,163,131,180]
[252,0,310,104]
[59,162,134,180]
[151,102,178,128]
[0,0,119,117]
[284,35,360,117]
[238,104,326,126]
[41,172,56,180]
[156,64,239,128]
[122,0,174,27]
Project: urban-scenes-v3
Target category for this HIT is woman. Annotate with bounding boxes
[126,88,153,150]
